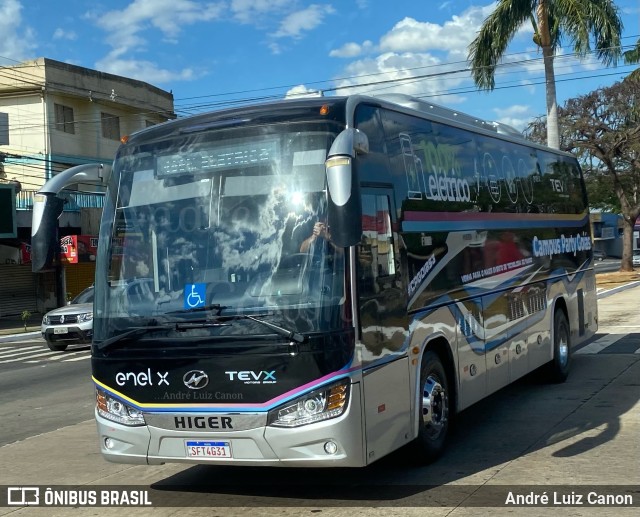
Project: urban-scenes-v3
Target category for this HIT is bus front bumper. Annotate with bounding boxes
[95,384,366,467]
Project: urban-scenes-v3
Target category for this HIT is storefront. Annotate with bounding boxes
[0,235,98,316]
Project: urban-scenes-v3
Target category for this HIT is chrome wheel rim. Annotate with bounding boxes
[422,374,447,439]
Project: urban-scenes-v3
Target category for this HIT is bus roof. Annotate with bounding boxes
[124,93,571,157]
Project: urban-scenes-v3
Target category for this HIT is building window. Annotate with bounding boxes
[0,112,9,145]
[101,112,120,140]
[54,104,75,134]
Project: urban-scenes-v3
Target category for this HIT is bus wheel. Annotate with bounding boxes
[548,310,571,383]
[412,350,450,463]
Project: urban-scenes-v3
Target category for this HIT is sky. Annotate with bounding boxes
[0,0,639,131]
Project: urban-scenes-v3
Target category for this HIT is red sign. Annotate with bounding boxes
[20,242,32,264]
[60,235,99,264]
[60,235,78,264]
[76,235,98,262]
[21,235,99,265]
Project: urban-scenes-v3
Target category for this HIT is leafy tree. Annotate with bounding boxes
[526,77,640,271]
[582,168,622,212]
[468,0,623,150]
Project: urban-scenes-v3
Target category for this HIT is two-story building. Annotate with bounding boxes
[0,57,174,316]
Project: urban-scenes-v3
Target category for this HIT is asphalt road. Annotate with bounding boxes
[0,341,93,447]
[593,257,622,273]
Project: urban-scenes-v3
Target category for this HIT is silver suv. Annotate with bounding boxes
[633,250,640,267]
[41,286,94,351]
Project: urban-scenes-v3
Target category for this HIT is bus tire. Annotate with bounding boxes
[46,341,68,352]
[548,309,571,383]
[411,350,450,464]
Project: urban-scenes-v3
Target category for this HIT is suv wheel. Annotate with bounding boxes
[46,341,68,352]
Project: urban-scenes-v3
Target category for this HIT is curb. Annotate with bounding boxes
[596,280,640,299]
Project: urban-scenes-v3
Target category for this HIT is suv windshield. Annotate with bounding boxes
[72,286,94,304]
[94,119,347,343]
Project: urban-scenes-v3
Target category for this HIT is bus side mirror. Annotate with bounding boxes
[325,128,367,248]
[31,193,65,272]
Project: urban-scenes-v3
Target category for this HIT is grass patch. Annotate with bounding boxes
[596,270,640,287]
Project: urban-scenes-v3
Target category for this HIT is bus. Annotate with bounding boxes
[31,93,598,467]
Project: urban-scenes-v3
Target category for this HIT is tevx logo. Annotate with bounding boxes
[225,370,277,384]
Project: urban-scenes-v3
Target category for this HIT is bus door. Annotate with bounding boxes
[357,188,411,463]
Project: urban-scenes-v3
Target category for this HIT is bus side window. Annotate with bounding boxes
[358,192,408,355]
[359,194,396,296]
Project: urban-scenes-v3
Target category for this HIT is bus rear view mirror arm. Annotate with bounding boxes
[37,163,111,195]
[31,163,110,272]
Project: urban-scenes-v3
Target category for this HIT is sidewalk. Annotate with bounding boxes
[0,313,42,337]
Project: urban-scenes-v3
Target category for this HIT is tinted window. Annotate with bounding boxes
[373,106,585,216]
[72,286,94,304]
[536,151,587,214]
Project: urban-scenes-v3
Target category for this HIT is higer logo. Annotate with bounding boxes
[224,370,277,384]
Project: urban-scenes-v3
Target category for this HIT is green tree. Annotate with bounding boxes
[623,38,640,81]
[468,0,623,150]
[21,310,32,332]
[526,77,640,271]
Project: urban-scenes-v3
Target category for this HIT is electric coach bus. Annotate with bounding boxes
[31,93,598,467]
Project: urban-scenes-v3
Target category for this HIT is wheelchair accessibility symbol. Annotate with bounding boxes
[184,283,206,309]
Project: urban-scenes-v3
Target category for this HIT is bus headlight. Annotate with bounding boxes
[96,388,145,426]
[267,380,349,428]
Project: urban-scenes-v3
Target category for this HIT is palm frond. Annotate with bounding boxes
[468,0,534,90]
[554,0,622,65]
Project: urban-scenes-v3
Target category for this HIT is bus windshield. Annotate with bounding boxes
[95,122,347,342]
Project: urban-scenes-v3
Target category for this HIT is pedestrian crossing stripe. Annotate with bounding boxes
[0,345,41,356]
[0,345,91,364]
[574,334,624,355]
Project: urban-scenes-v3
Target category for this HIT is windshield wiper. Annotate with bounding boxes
[95,317,231,351]
[219,314,306,344]
[165,304,228,317]
[96,311,306,351]
[95,323,174,352]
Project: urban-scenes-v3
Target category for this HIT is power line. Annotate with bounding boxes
[1,37,638,179]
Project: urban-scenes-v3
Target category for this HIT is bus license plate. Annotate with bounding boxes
[54,327,68,334]
[185,441,232,458]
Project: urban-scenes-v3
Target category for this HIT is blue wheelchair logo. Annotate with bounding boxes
[184,283,206,309]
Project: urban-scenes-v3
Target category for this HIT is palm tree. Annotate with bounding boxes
[468,0,623,149]
[623,38,640,80]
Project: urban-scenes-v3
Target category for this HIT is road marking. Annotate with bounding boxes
[0,347,53,359]
[63,354,91,362]
[0,345,42,356]
[44,350,90,361]
[0,350,62,363]
[575,334,625,355]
